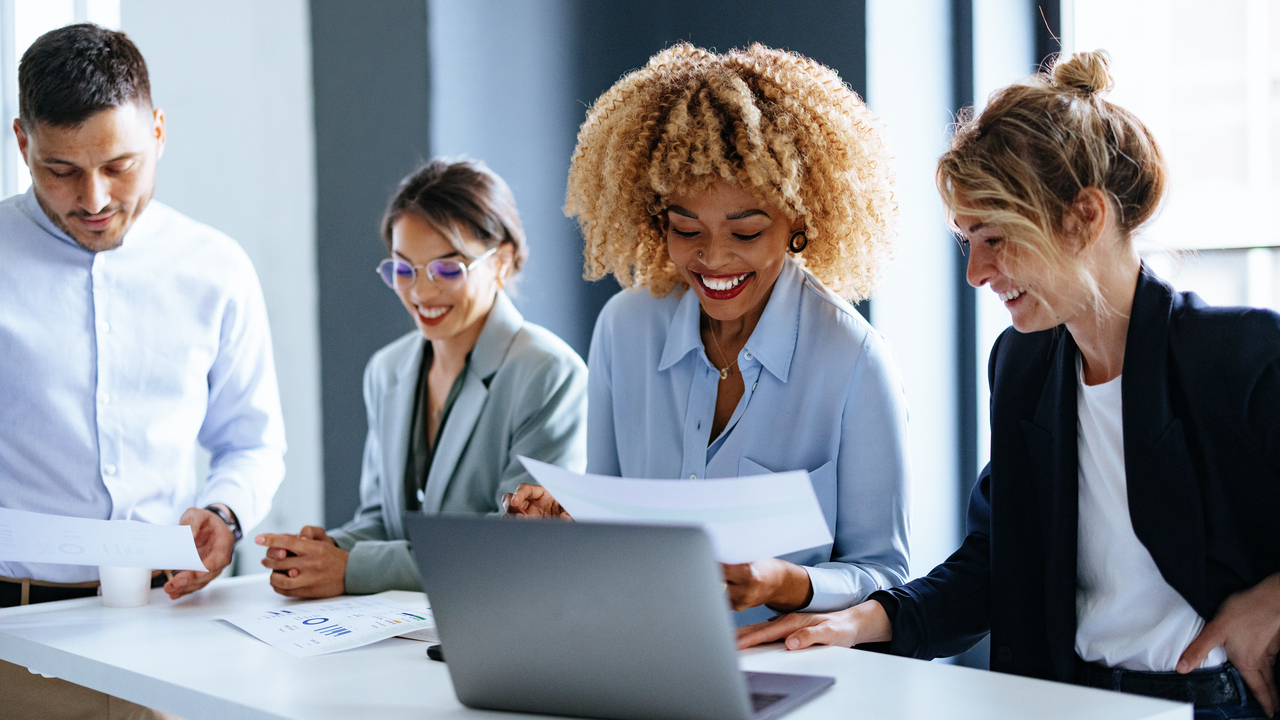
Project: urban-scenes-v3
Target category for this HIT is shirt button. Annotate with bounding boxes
[99,392,111,404]
[103,464,117,476]
[417,489,426,503]
[744,351,752,360]
[689,474,697,480]
[99,321,111,333]
[996,645,1013,663]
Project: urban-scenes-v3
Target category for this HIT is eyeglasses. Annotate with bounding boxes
[376,247,498,291]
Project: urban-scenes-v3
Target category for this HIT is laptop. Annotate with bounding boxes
[404,514,834,720]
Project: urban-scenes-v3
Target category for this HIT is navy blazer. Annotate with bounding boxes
[877,267,1280,682]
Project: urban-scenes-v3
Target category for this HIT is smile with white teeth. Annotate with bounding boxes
[418,306,449,319]
[997,288,1025,302]
[699,273,750,291]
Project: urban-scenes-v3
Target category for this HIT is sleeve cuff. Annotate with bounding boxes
[800,565,859,613]
[343,540,422,595]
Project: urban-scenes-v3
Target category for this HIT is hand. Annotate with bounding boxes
[736,599,893,651]
[504,483,572,519]
[722,558,812,612]
[1178,572,1280,716]
[164,506,235,599]
[256,529,349,598]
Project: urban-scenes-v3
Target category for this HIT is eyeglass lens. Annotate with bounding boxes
[377,258,469,289]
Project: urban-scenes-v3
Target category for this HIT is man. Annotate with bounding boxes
[0,23,286,718]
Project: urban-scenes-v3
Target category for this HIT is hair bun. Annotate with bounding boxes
[1050,50,1114,98]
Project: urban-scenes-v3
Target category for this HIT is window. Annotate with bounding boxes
[0,0,120,197]
[1069,0,1280,310]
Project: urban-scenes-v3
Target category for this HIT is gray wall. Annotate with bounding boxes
[311,0,431,527]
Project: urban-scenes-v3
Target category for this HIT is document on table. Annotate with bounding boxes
[518,457,834,564]
[0,507,206,570]
[219,595,436,657]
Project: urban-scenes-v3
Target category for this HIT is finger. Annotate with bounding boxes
[721,563,747,584]
[737,614,811,649]
[1260,664,1277,718]
[254,533,310,553]
[165,570,211,598]
[261,554,305,572]
[177,507,202,526]
[510,484,539,502]
[269,570,305,590]
[785,625,829,650]
[299,526,326,541]
[164,569,196,594]
[1236,666,1277,717]
[1176,622,1224,673]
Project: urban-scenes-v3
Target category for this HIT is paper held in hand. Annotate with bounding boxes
[0,507,206,571]
[219,595,436,657]
[517,457,834,565]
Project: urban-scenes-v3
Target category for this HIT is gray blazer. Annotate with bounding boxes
[328,291,587,593]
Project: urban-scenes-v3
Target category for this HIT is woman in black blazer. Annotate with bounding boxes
[740,51,1280,719]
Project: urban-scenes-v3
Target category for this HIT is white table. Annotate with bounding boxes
[0,575,1189,720]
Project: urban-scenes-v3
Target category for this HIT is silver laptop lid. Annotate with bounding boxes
[407,515,754,720]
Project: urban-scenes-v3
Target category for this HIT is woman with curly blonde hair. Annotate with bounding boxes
[509,42,911,625]
[741,50,1280,719]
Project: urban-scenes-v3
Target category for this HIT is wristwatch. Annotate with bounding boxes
[204,504,243,543]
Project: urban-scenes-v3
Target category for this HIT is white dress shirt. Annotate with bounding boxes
[1074,356,1226,670]
[0,189,286,583]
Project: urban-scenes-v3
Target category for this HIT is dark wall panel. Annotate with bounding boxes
[311,0,431,526]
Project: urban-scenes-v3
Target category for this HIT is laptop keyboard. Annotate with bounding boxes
[751,692,786,713]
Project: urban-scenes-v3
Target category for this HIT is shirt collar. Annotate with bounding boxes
[657,257,803,382]
[18,187,80,250]
[17,186,159,253]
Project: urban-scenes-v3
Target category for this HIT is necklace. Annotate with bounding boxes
[707,324,738,381]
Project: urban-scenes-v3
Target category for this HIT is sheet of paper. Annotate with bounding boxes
[518,457,834,564]
[396,627,440,643]
[219,595,436,657]
[0,507,206,570]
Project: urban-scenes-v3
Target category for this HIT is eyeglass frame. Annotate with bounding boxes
[375,246,500,291]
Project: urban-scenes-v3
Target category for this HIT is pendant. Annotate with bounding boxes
[719,367,731,381]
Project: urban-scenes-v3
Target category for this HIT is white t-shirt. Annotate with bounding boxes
[1074,355,1226,671]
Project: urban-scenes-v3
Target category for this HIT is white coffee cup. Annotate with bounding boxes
[98,566,152,608]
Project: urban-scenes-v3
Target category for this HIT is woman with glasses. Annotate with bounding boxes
[256,159,587,597]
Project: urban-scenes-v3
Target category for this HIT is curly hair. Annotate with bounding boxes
[566,42,895,301]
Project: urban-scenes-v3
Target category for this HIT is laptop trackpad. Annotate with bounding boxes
[745,671,835,720]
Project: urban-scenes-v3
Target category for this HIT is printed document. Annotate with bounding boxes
[0,507,206,570]
[518,457,834,564]
[220,595,436,657]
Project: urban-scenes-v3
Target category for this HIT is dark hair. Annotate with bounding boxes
[381,159,528,274]
[18,23,152,130]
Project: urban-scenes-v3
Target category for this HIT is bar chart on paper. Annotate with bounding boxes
[219,595,436,657]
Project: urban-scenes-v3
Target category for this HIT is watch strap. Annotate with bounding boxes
[204,504,243,543]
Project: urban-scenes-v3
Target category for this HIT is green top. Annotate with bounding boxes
[403,342,468,512]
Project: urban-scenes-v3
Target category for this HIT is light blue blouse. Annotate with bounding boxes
[587,258,911,624]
